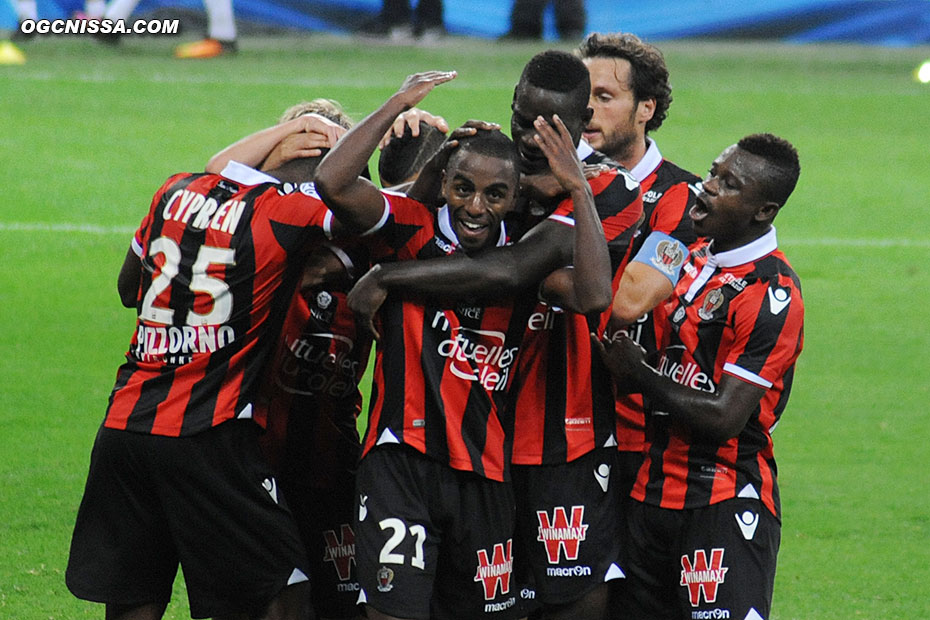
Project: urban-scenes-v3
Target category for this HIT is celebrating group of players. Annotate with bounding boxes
[65,32,805,620]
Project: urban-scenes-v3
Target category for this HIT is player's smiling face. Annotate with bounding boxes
[442,151,518,254]
[511,84,587,175]
[691,145,774,252]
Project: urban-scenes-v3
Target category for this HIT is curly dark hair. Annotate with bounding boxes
[577,32,672,134]
[737,133,801,207]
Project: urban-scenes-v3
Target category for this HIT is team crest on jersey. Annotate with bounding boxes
[698,289,725,321]
[650,240,686,276]
[322,524,356,581]
[680,548,728,607]
[316,291,333,310]
[376,566,395,592]
[536,506,588,564]
[474,540,513,600]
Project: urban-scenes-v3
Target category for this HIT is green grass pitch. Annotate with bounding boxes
[1,34,928,619]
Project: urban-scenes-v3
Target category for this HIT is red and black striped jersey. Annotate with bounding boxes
[614,140,701,452]
[258,241,372,485]
[510,149,644,465]
[631,229,804,518]
[361,192,533,482]
[104,162,333,437]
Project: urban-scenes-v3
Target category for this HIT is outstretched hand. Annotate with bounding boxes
[394,71,458,112]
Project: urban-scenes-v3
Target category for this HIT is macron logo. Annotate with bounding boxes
[767,286,790,315]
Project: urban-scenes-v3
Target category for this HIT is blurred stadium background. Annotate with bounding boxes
[4,0,930,43]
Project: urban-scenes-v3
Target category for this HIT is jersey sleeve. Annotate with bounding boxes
[630,230,689,286]
[548,168,643,271]
[723,276,804,388]
[260,190,330,232]
[366,191,438,262]
[650,181,698,246]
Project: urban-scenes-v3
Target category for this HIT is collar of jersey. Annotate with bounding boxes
[220,160,280,186]
[576,139,594,161]
[438,205,508,249]
[708,226,778,268]
[685,228,778,302]
[629,137,663,182]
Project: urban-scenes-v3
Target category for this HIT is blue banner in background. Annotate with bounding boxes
[4,0,930,45]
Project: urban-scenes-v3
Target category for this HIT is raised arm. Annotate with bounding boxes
[347,118,615,328]
[348,226,569,338]
[205,113,346,173]
[314,71,457,232]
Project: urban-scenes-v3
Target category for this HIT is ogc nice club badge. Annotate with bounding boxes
[376,566,395,593]
[650,239,686,276]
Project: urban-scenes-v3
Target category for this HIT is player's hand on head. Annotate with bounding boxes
[457,119,501,133]
[295,112,346,148]
[395,71,457,110]
[446,119,502,144]
[380,108,450,150]
[533,114,586,193]
[347,265,388,342]
[262,132,331,171]
[406,137,458,207]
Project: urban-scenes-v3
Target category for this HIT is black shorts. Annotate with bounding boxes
[354,445,524,620]
[512,448,624,605]
[614,496,780,620]
[66,422,309,619]
[281,473,361,618]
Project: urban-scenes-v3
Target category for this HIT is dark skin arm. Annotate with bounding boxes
[347,222,568,340]
[117,246,140,308]
[592,332,767,444]
[347,116,613,338]
[314,70,457,232]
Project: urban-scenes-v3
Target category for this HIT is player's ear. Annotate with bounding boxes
[637,98,656,125]
[755,200,780,224]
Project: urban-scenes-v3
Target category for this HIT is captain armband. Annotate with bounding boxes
[631,231,689,285]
